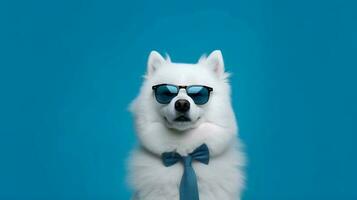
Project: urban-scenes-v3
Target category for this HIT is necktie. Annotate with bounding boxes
[161,144,210,200]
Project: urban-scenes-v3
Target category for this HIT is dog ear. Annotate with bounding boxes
[147,51,166,76]
[204,50,225,78]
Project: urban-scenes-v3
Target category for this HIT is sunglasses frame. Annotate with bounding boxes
[152,84,213,105]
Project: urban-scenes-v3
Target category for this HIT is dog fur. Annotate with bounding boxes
[128,50,245,200]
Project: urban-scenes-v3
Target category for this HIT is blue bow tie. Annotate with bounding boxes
[161,144,210,200]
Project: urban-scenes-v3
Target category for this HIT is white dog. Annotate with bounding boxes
[128,50,245,200]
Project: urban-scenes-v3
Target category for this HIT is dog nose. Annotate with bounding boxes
[175,99,190,113]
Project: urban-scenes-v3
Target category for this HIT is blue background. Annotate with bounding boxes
[0,0,356,199]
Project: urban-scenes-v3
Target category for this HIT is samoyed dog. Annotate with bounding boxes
[128,50,245,200]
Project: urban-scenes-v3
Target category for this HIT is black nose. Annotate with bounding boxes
[175,99,190,113]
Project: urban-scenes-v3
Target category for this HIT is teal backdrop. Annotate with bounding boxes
[0,0,356,199]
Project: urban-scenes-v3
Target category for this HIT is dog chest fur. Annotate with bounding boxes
[128,145,244,200]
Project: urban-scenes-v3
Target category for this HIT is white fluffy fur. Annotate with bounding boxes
[128,50,245,200]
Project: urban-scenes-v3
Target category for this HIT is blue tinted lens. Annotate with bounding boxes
[154,85,178,104]
[187,86,210,105]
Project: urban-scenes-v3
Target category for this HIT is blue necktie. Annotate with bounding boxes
[161,144,210,200]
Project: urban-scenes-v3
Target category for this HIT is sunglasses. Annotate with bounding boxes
[152,84,213,105]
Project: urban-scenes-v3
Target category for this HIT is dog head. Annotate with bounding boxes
[130,50,237,155]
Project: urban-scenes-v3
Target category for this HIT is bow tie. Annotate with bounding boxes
[161,144,210,200]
